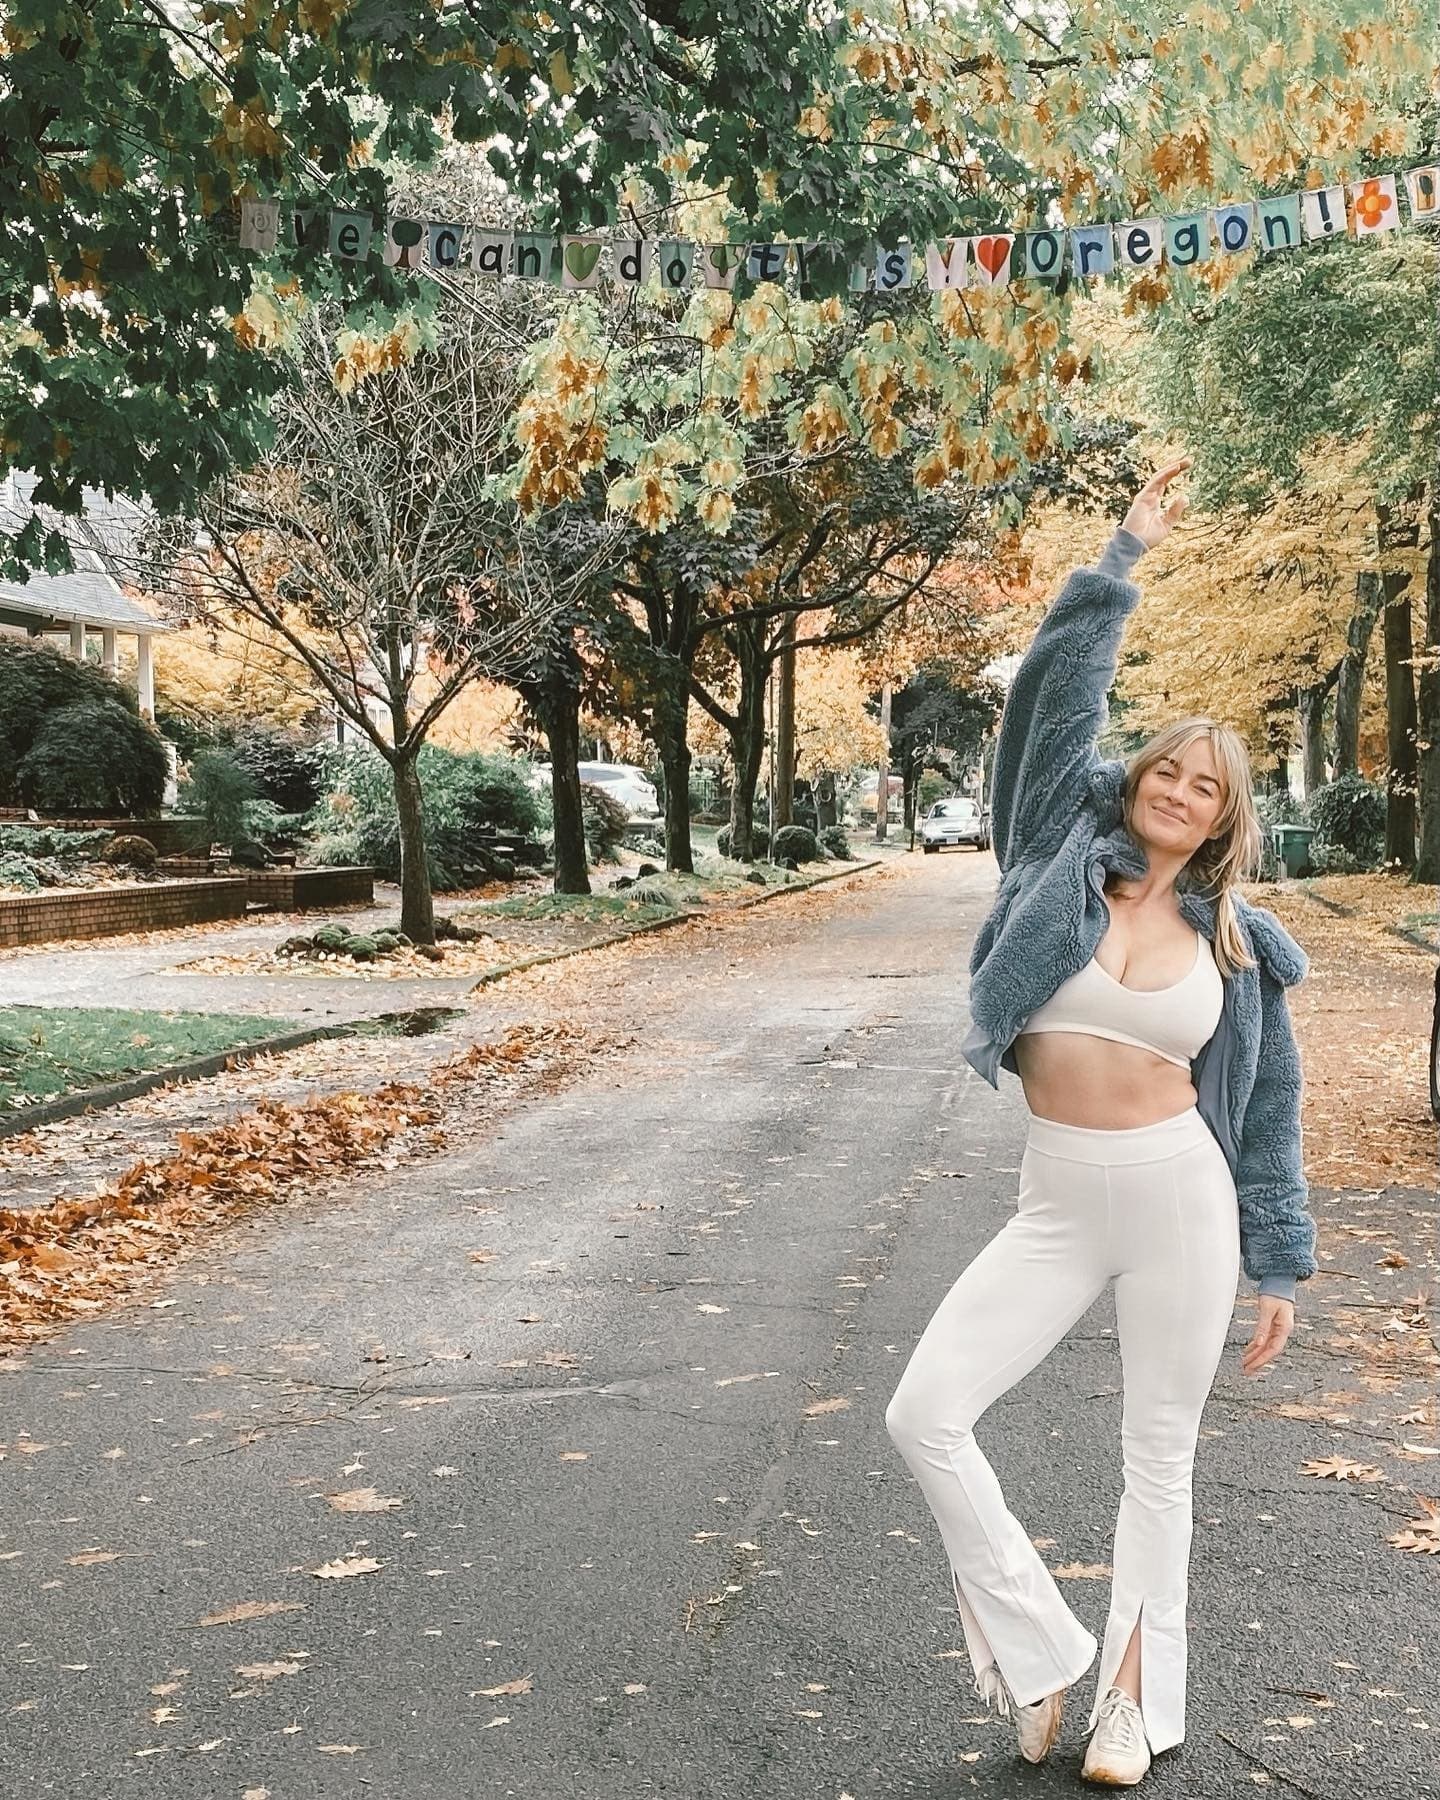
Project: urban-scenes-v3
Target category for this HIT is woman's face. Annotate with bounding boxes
[1132,738,1227,859]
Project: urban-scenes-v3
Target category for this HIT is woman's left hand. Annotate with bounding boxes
[1241,1296,1294,1375]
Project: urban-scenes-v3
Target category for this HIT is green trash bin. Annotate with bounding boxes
[1271,823,1316,878]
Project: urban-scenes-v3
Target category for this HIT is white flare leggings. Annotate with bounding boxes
[884,1104,1241,1756]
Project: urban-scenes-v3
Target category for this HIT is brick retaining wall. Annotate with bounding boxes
[0,816,202,857]
[0,878,248,949]
[245,866,374,910]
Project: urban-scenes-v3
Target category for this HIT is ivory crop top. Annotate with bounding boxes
[1017,930,1224,1068]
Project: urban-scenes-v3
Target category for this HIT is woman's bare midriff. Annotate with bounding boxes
[1014,878,1206,1128]
[1013,1031,1200,1129]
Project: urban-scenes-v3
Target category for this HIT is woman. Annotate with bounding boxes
[884,458,1318,1787]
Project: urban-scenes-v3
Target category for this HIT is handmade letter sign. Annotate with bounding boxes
[1116,219,1163,269]
[328,210,373,261]
[699,243,741,290]
[612,239,653,285]
[1070,225,1114,279]
[874,243,913,291]
[383,218,425,269]
[513,233,557,282]
[561,235,605,288]
[1256,194,1301,254]
[848,252,872,291]
[1404,166,1440,220]
[1349,175,1399,236]
[427,221,466,269]
[1211,202,1254,253]
[1163,213,1207,267]
[289,207,327,252]
[970,233,1013,288]
[1300,185,1347,239]
[1021,230,1065,280]
[923,239,969,290]
[471,231,512,277]
[746,243,790,285]
[238,200,279,253]
[658,241,695,290]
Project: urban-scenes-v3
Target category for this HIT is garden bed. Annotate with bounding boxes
[0,1004,297,1113]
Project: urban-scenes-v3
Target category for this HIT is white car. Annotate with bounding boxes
[920,796,991,853]
[528,761,660,818]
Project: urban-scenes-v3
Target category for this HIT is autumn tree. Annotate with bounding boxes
[149,298,610,941]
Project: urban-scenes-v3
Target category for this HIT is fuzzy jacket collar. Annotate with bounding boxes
[1085,759,1308,989]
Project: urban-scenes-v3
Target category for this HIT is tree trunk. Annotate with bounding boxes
[658,732,693,872]
[535,675,590,896]
[874,681,892,842]
[1334,570,1382,779]
[1297,683,1329,797]
[815,772,838,830]
[1378,498,1422,871]
[392,750,435,944]
[724,624,767,861]
[773,615,795,829]
[1416,490,1440,882]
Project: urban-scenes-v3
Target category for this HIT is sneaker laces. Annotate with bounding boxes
[973,1662,1053,1723]
[1096,1685,1145,1754]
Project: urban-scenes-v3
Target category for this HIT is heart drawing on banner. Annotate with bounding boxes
[564,239,602,282]
[974,235,1011,281]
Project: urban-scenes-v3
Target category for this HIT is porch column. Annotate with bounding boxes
[136,631,155,718]
[101,627,117,674]
[69,619,86,659]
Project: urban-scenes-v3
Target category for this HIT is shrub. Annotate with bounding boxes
[16,699,169,815]
[0,637,164,807]
[581,782,629,864]
[178,749,259,851]
[310,745,544,887]
[101,834,158,869]
[820,825,853,860]
[231,728,333,812]
[772,824,820,864]
[716,824,770,860]
[1307,774,1385,867]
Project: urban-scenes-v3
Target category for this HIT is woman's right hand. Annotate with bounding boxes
[1120,457,1192,550]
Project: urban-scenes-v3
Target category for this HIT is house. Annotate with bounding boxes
[0,472,171,718]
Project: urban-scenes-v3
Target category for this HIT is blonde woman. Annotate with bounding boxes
[885,459,1317,1786]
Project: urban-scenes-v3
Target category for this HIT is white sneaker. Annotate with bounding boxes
[973,1661,1067,1763]
[1081,1684,1152,1785]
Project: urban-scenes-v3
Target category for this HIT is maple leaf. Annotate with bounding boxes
[325,1487,404,1513]
[1299,1456,1387,1482]
[311,1556,383,1580]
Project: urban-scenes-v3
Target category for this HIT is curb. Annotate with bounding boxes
[469,858,883,992]
[0,1020,359,1141]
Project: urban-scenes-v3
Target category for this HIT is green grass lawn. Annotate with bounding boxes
[0,1006,298,1112]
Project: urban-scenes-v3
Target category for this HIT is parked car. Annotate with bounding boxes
[527,760,660,819]
[920,796,991,853]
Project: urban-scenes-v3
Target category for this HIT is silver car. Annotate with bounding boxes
[920,796,991,853]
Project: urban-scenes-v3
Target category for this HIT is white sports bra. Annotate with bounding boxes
[1016,929,1223,1070]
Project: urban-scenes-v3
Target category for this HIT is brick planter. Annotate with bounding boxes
[0,878,249,948]
[244,866,375,911]
[1,817,204,858]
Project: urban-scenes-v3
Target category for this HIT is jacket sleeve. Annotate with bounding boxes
[1234,970,1318,1293]
[989,528,1147,873]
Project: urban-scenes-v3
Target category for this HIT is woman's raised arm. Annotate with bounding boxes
[988,459,1191,872]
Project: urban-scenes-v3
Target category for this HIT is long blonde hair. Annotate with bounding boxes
[1122,718,1264,977]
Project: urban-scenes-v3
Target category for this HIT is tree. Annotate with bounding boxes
[877,663,1004,832]
[150,298,611,941]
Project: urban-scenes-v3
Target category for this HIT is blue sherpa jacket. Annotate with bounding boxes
[961,528,1319,1305]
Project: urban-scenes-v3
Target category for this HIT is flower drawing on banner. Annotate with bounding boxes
[1353,178,1394,230]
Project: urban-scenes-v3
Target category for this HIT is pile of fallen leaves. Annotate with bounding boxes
[0,1022,590,1349]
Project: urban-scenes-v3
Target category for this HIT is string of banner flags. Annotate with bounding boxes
[237,166,1439,294]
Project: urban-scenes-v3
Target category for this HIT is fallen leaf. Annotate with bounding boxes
[235,1661,305,1681]
[803,1397,850,1417]
[317,1744,366,1754]
[311,1556,382,1580]
[558,1451,588,1462]
[1299,1456,1386,1482]
[1050,1562,1112,1578]
[199,1600,306,1628]
[471,1675,533,1697]
[326,1487,404,1513]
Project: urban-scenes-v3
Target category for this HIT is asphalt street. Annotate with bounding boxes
[2,852,1435,1800]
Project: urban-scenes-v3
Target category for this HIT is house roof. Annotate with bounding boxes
[0,473,172,634]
